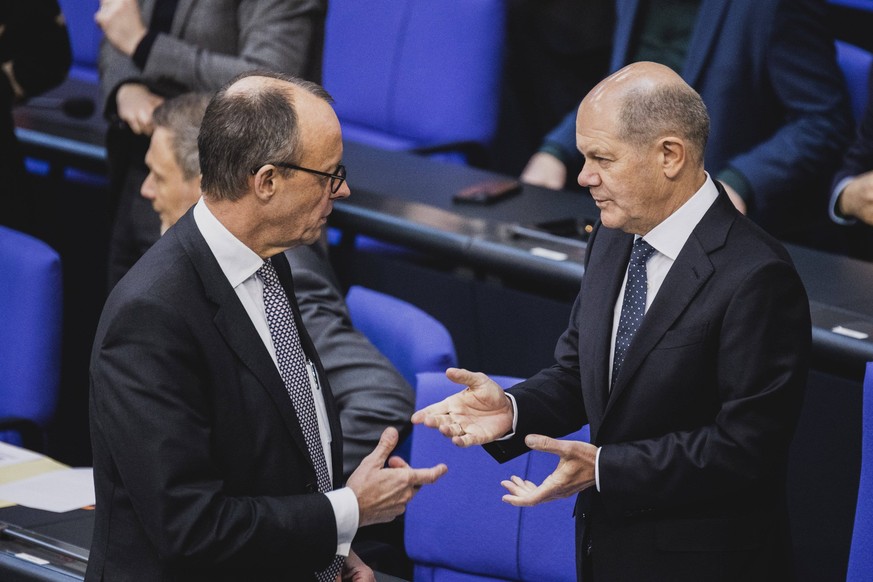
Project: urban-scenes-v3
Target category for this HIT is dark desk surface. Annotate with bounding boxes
[338,141,873,368]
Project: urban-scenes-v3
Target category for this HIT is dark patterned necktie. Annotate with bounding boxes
[257,259,343,582]
[612,238,657,390]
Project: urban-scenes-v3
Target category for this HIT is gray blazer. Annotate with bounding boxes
[99,0,325,111]
[285,242,415,480]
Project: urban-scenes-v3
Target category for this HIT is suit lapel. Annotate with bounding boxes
[605,187,735,417]
[172,213,316,470]
[171,0,197,36]
[682,0,731,87]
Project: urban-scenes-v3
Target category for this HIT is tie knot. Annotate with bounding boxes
[630,238,656,267]
[257,259,279,287]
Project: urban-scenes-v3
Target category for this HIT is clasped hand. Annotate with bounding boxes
[412,368,596,506]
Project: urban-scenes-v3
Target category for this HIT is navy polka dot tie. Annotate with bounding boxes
[258,259,343,582]
[612,238,656,390]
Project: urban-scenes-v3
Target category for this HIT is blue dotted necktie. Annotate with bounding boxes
[612,238,656,389]
[258,259,343,582]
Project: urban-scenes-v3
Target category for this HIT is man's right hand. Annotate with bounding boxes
[116,83,164,135]
[411,367,514,448]
[520,152,567,190]
[838,171,873,226]
[345,427,447,528]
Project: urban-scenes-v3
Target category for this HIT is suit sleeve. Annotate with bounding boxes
[286,245,415,481]
[832,70,873,190]
[597,259,810,513]
[90,293,339,570]
[725,0,852,213]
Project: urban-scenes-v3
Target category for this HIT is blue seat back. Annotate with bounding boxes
[407,372,585,582]
[0,227,63,445]
[836,40,873,124]
[345,286,457,386]
[58,0,102,82]
[848,361,873,580]
[323,0,504,159]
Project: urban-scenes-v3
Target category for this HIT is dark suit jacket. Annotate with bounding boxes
[831,70,873,260]
[88,211,344,581]
[487,185,810,581]
[542,0,852,242]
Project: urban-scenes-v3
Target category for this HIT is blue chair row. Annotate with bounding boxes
[406,372,589,582]
[0,227,63,451]
[848,361,873,580]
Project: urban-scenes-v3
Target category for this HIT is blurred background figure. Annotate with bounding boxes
[0,0,71,237]
[520,0,852,250]
[830,71,873,261]
[95,0,326,289]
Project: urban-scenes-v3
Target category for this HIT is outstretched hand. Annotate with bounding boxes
[411,368,514,447]
[500,434,597,506]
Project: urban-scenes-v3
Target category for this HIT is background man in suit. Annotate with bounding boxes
[88,71,446,581]
[414,62,810,581]
[95,0,326,288]
[830,71,873,261]
[520,0,851,250]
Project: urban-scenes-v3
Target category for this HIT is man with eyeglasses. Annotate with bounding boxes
[88,71,446,581]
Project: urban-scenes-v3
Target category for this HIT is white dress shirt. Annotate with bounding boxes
[193,199,358,556]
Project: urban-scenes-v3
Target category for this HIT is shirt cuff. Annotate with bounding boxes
[594,446,602,492]
[830,176,859,226]
[325,487,359,557]
[132,30,158,70]
[495,392,519,441]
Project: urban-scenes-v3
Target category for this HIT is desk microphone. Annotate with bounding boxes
[24,96,96,120]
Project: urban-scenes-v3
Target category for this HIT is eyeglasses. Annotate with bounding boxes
[252,162,347,194]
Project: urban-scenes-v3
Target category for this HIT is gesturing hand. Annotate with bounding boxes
[95,0,147,56]
[411,367,514,447]
[500,434,597,506]
[346,427,447,528]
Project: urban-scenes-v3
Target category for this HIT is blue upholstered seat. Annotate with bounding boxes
[848,361,873,580]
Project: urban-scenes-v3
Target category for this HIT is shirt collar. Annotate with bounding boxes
[193,198,264,288]
[642,172,719,260]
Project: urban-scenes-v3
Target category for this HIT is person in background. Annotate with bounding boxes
[95,0,325,290]
[0,0,71,237]
[830,71,873,261]
[521,0,852,250]
[88,71,446,581]
[415,62,810,581]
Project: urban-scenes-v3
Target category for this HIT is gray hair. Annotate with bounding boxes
[617,83,710,163]
[198,70,333,201]
[152,93,211,181]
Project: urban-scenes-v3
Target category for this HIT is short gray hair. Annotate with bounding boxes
[198,70,333,201]
[152,93,211,181]
[617,83,710,163]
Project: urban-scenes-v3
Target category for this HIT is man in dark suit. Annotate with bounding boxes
[88,71,446,581]
[830,70,873,261]
[414,62,810,581]
[521,0,851,249]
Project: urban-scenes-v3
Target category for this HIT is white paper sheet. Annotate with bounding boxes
[0,467,95,512]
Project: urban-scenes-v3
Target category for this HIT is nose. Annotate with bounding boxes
[333,179,351,200]
[577,161,600,189]
[141,172,156,200]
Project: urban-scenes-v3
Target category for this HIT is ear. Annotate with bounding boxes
[251,165,280,202]
[658,136,686,179]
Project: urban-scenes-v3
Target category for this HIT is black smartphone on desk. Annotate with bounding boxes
[452,178,522,205]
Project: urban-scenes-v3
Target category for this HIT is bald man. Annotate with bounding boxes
[414,62,810,581]
[88,71,446,581]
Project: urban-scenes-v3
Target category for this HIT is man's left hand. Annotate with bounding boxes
[500,435,597,506]
[722,182,748,215]
[95,0,147,57]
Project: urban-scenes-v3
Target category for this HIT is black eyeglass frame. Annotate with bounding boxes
[252,162,347,194]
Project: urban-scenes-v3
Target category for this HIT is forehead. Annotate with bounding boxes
[575,102,625,153]
[147,128,180,169]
